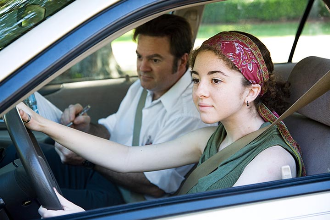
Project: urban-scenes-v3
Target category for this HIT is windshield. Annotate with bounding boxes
[0,0,75,50]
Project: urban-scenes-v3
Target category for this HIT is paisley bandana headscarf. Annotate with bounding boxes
[200,31,305,176]
[202,31,269,96]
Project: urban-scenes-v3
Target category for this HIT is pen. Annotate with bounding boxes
[66,105,91,127]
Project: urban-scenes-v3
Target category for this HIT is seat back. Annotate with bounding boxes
[283,56,330,176]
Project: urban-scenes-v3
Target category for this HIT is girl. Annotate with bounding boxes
[19,31,304,218]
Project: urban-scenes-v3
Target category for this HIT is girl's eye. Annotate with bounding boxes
[212,78,222,84]
[192,78,199,84]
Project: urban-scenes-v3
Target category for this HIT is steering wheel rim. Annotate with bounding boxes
[4,107,63,210]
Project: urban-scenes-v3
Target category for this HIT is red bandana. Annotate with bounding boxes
[202,32,269,96]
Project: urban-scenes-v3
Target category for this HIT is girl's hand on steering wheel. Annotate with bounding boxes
[17,102,44,132]
[38,188,85,218]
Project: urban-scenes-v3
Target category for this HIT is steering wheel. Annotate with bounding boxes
[4,107,63,210]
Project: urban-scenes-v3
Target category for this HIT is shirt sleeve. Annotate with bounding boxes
[98,113,117,135]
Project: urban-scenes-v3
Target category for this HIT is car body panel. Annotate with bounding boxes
[0,0,329,219]
[51,174,330,219]
[161,191,330,220]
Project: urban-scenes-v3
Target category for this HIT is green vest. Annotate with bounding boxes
[188,122,300,194]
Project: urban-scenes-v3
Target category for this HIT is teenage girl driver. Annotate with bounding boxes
[19,31,304,218]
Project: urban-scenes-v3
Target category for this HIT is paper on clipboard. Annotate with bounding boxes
[34,92,62,123]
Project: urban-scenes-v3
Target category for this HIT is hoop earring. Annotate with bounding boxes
[246,101,249,107]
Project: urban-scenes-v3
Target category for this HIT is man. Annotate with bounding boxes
[1,14,209,210]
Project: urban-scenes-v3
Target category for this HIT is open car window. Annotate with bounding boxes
[49,0,330,85]
[294,0,330,62]
[196,0,330,63]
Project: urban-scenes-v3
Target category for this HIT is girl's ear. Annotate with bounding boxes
[245,84,261,105]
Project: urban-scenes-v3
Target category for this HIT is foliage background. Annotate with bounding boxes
[201,0,329,23]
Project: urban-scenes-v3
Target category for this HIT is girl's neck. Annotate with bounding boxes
[219,108,265,151]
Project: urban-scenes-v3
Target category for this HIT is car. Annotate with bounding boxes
[0,0,329,219]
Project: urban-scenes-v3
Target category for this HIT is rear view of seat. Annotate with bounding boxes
[284,56,330,176]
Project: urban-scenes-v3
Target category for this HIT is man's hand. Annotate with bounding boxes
[61,104,91,132]
[54,142,85,166]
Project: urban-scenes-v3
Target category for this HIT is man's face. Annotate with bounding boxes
[136,35,182,100]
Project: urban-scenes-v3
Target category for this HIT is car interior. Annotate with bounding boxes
[0,0,329,219]
[284,56,330,176]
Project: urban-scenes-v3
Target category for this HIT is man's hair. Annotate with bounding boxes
[133,14,193,61]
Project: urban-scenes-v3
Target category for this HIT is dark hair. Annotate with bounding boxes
[133,14,193,71]
[190,31,290,115]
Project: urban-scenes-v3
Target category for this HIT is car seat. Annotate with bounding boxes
[284,56,330,176]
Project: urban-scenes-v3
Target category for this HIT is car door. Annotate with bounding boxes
[1,0,330,219]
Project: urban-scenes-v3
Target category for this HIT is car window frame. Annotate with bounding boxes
[61,174,330,219]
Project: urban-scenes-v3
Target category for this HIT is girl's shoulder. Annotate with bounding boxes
[234,145,296,187]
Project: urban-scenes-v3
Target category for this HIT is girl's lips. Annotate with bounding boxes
[198,103,213,111]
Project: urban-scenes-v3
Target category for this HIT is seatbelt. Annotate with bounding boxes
[177,69,330,195]
[119,89,148,203]
[132,89,148,146]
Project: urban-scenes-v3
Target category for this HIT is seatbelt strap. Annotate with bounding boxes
[177,69,330,195]
[132,89,147,146]
[119,89,148,203]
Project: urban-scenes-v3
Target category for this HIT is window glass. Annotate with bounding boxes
[0,0,74,50]
[195,0,308,63]
[293,0,330,62]
[49,31,137,84]
[50,42,125,84]
[112,30,137,76]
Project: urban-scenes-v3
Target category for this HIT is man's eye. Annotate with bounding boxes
[192,78,199,84]
[137,55,142,60]
[152,59,160,63]
[212,78,222,84]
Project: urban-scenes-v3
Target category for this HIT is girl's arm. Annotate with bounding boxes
[18,103,215,173]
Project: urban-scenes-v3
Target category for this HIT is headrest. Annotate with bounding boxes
[288,56,330,126]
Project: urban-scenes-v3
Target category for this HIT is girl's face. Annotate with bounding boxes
[192,51,249,124]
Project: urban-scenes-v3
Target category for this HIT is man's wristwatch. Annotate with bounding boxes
[82,160,95,169]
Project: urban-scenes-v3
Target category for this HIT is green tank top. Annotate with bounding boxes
[188,122,300,194]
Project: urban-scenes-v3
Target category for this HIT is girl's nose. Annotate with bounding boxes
[194,80,209,98]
